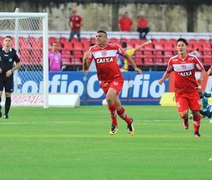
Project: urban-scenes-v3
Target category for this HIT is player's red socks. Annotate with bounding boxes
[117,107,132,125]
[193,115,201,132]
[108,104,117,126]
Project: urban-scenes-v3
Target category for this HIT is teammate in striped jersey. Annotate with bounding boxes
[83,30,142,136]
[158,38,206,137]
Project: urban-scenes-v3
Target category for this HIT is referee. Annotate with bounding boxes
[0,36,21,119]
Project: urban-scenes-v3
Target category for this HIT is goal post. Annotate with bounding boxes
[0,12,49,108]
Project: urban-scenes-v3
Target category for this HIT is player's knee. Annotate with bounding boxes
[106,97,113,105]
[192,111,199,117]
[180,112,188,119]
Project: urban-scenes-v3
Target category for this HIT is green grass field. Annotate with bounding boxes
[0,106,211,180]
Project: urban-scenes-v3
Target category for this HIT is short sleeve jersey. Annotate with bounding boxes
[118,17,133,31]
[87,43,125,82]
[0,47,20,77]
[49,51,62,71]
[166,54,205,94]
[69,15,82,31]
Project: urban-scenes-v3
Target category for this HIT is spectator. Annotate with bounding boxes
[69,9,83,42]
[118,12,133,32]
[49,42,63,71]
[137,15,150,39]
[117,40,152,71]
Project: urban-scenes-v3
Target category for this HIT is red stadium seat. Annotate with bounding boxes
[20,49,32,64]
[72,50,83,60]
[154,58,164,65]
[109,37,120,44]
[203,58,212,66]
[19,37,31,49]
[31,50,43,65]
[143,58,154,65]
[71,57,82,65]
[133,55,143,65]
[63,41,74,50]
[73,41,84,50]
[59,37,68,44]
[61,50,71,65]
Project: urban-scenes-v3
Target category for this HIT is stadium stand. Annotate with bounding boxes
[1,32,211,71]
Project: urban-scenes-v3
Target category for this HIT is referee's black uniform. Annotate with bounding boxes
[0,47,20,118]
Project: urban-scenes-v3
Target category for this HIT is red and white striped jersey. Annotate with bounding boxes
[87,43,125,82]
[166,54,205,94]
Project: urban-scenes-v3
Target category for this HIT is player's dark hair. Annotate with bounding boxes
[97,30,107,36]
[4,35,12,39]
[177,38,188,46]
[122,42,127,48]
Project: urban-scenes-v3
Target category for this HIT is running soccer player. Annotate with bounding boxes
[158,38,206,137]
[83,30,142,135]
[0,36,21,119]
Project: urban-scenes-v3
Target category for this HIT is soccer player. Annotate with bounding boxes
[83,30,142,136]
[117,40,152,71]
[0,36,21,119]
[158,38,205,137]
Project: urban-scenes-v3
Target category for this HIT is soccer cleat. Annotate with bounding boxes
[194,131,201,138]
[189,114,193,119]
[109,125,118,135]
[127,119,134,136]
[183,118,189,129]
[3,114,8,119]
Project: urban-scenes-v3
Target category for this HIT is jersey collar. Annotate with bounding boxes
[2,47,12,52]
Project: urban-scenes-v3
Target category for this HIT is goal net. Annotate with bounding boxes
[0,12,48,108]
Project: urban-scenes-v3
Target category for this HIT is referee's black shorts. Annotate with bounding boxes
[0,76,14,93]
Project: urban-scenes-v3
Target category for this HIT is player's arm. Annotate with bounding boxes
[134,40,152,53]
[13,51,21,72]
[6,62,21,78]
[12,62,21,72]
[197,69,206,83]
[123,53,142,74]
[82,51,91,71]
[158,59,172,85]
[158,71,171,85]
[195,59,206,83]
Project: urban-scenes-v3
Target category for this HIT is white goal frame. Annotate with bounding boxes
[0,12,49,108]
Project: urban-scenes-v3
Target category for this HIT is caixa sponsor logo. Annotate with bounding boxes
[16,72,166,99]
